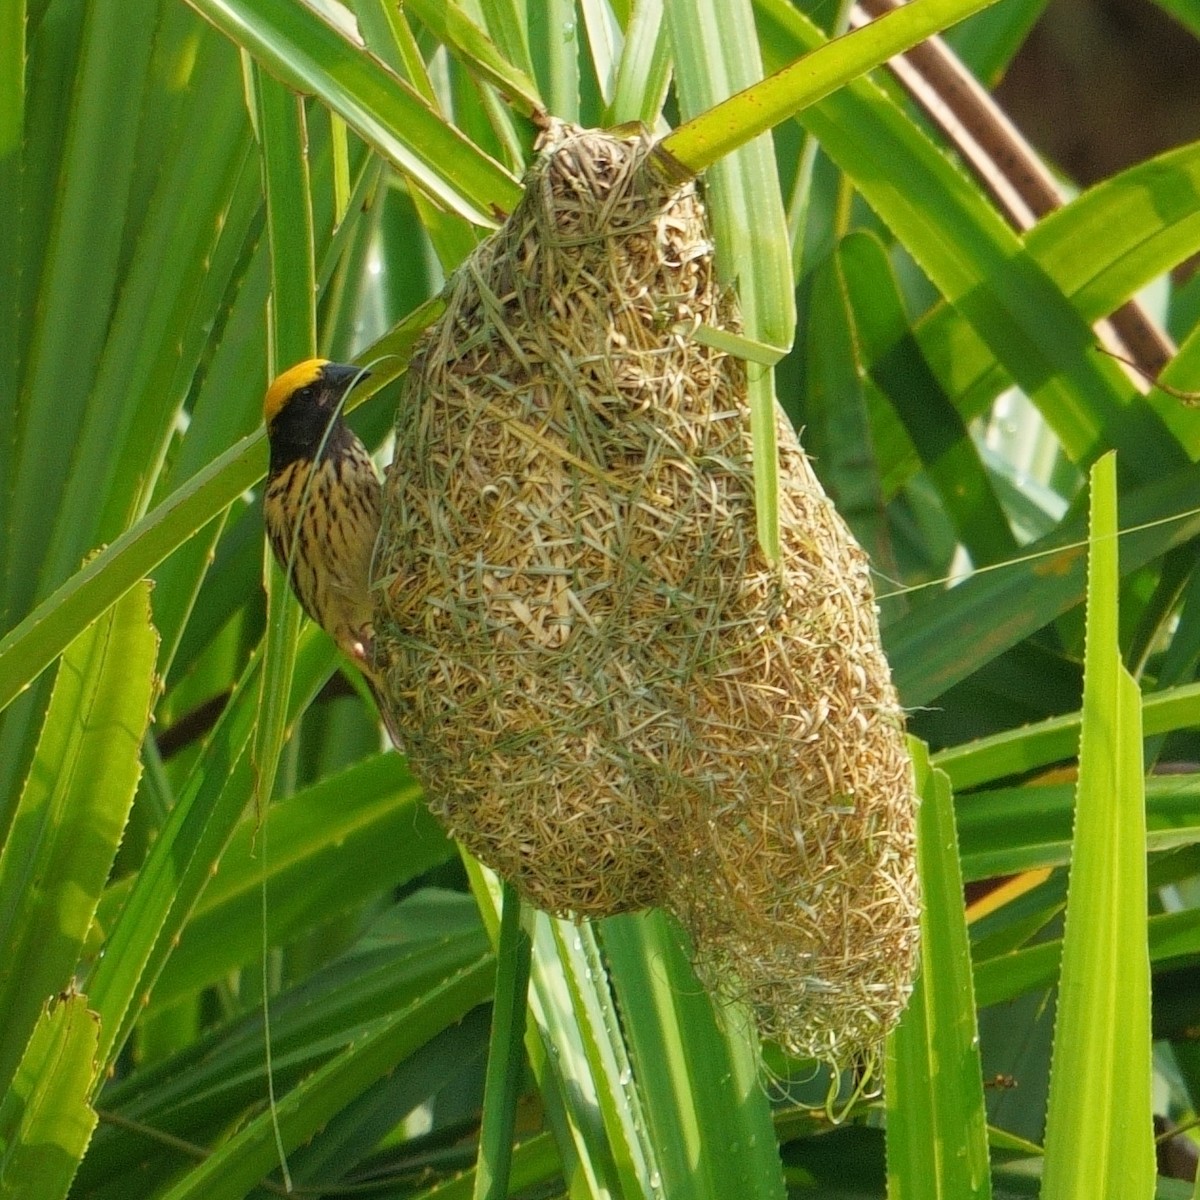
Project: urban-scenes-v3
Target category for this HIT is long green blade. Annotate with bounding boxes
[157,958,495,1200]
[249,62,314,823]
[667,0,794,560]
[663,0,1007,171]
[886,742,991,1199]
[185,0,520,223]
[604,912,786,1200]
[0,582,156,1100]
[85,632,336,1074]
[474,882,532,1200]
[0,433,261,716]
[1041,452,1155,1199]
[0,993,99,1200]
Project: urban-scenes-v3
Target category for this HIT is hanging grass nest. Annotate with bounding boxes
[373,122,919,1062]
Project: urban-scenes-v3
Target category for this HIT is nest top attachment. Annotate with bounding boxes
[373,123,919,1066]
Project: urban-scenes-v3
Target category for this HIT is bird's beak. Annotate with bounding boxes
[323,362,371,391]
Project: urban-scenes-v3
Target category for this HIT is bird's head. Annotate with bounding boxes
[263,358,370,427]
[263,359,371,469]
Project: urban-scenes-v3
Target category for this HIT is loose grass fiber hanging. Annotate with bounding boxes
[372,121,919,1064]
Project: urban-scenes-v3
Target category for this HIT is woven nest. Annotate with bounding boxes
[373,122,919,1062]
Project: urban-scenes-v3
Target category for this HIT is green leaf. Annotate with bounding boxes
[279,1005,494,1192]
[143,754,449,1009]
[6,0,158,625]
[529,0,580,120]
[155,957,494,1200]
[1153,0,1200,40]
[1027,143,1200,350]
[668,0,794,560]
[0,581,156,1101]
[0,1,21,160]
[478,0,533,79]
[85,629,337,1075]
[0,432,262,717]
[37,28,257,611]
[604,911,787,1200]
[838,229,1017,567]
[474,883,532,1200]
[887,462,1200,707]
[185,0,521,223]
[665,0,1009,171]
[0,0,25,582]
[974,906,1200,1010]
[415,1133,563,1200]
[1041,452,1155,1199]
[403,0,541,113]
[0,298,434,724]
[0,993,100,1200]
[607,0,671,126]
[935,679,1200,791]
[250,63,315,848]
[803,244,894,568]
[886,742,991,1200]
[873,140,1200,499]
[956,774,1200,881]
[81,896,489,1193]
[752,0,1184,483]
[255,71,316,365]
[544,916,656,1196]
[465,860,653,1199]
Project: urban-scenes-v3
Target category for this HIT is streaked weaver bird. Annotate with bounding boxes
[262,358,399,745]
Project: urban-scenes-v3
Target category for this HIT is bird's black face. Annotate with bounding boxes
[264,362,370,473]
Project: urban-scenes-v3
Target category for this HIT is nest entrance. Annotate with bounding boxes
[373,123,919,1064]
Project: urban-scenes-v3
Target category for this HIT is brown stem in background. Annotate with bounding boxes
[852,0,1174,385]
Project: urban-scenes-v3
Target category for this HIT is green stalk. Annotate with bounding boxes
[662,0,1007,172]
[667,0,794,561]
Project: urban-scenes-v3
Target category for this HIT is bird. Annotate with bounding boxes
[262,358,400,747]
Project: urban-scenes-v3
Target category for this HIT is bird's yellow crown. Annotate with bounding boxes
[264,358,330,424]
